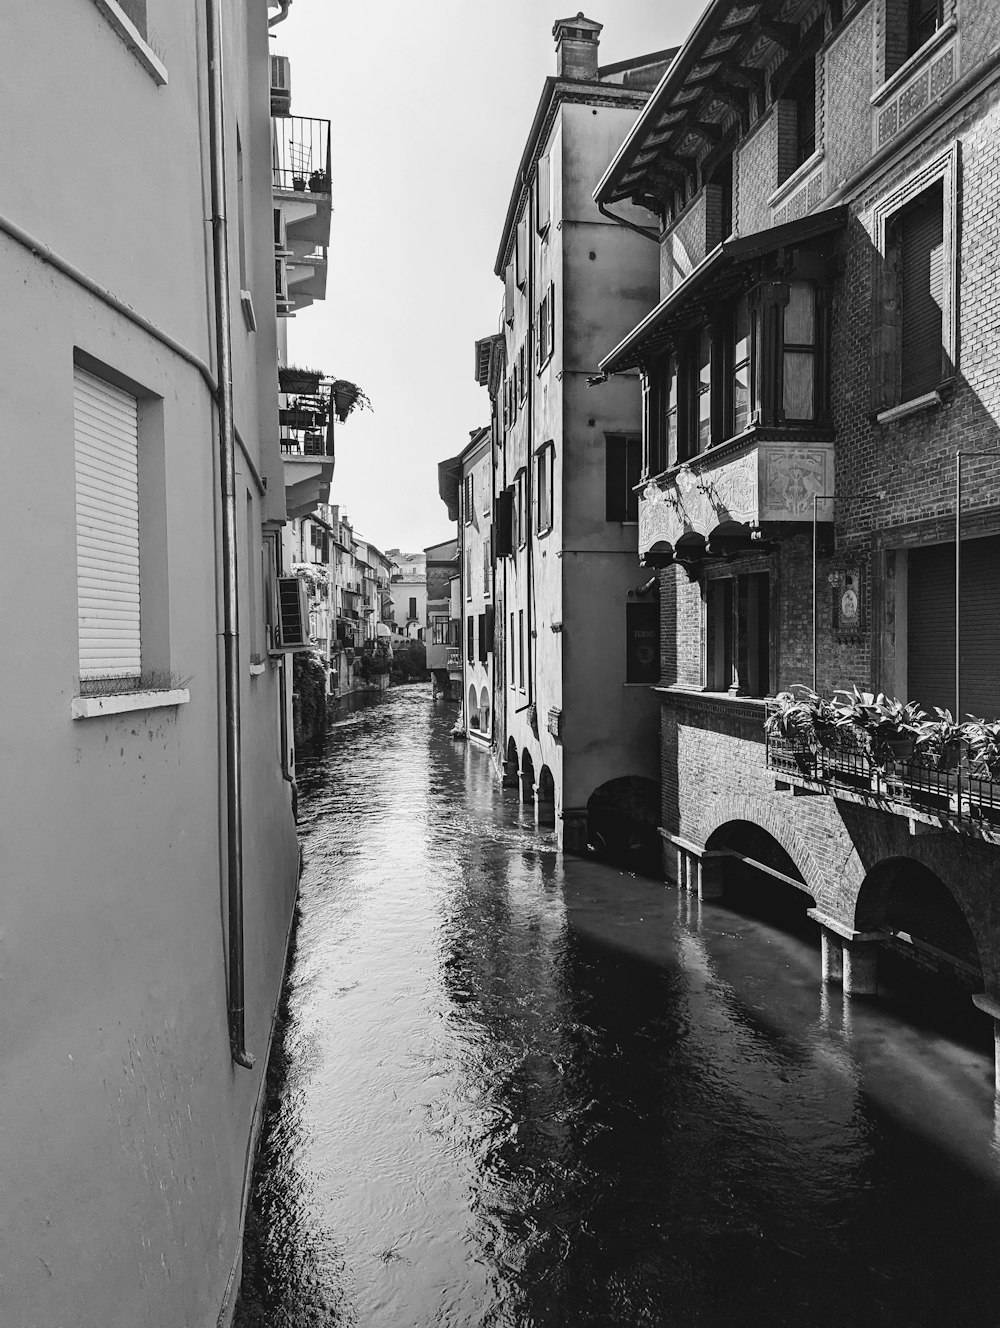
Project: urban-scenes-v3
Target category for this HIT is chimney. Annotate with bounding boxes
[552,13,602,82]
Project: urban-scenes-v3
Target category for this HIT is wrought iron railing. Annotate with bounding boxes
[765,730,1000,825]
[271,116,331,193]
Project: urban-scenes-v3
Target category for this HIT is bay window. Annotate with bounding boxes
[782,281,817,421]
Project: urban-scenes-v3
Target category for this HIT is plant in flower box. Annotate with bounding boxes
[765,691,818,774]
[831,688,926,769]
[960,717,1000,780]
[913,708,970,772]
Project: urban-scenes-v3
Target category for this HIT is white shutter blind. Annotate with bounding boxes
[74,368,141,680]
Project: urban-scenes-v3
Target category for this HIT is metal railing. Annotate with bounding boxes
[272,116,331,193]
[765,730,1000,825]
[279,387,333,458]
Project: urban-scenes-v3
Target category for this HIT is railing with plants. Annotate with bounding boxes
[279,387,333,458]
[271,116,331,194]
[765,687,1000,825]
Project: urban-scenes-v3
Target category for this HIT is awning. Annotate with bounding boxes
[438,455,462,521]
[599,205,849,375]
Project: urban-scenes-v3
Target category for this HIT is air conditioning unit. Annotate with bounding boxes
[272,576,312,653]
[270,55,291,115]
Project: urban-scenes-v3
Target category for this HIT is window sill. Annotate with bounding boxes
[93,0,168,84]
[871,18,957,106]
[72,688,190,720]
[768,149,825,209]
[875,389,942,425]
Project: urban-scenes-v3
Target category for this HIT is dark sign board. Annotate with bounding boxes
[626,601,660,684]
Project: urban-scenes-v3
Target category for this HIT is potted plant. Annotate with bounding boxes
[966,717,1000,780]
[292,175,307,192]
[765,691,818,773]
[330,379,372,423]
[278,365,324,394]
[914,708,970,773]
[308,169,330,193]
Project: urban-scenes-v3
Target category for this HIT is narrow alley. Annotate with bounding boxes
[236,686,1000,1328]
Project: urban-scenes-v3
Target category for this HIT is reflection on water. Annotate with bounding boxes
[236,685,1000,1328]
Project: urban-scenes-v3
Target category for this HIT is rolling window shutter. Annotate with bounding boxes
[900,186,945,401]
[908,537,1000,718]
[74,368,141,680]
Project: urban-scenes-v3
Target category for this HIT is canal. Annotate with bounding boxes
[235,684,1000,1327]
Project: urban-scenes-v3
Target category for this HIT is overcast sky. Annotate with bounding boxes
[275,1,705,554]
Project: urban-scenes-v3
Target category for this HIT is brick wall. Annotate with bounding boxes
[736,112,779,234]
[825,3,874,191]
[659,190,707,297]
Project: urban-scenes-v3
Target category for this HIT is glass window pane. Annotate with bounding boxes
[784,282,815,346]
[698,329,712,451]
[734,298,750,365]
[733,364,749,434]
[783,351,815,419]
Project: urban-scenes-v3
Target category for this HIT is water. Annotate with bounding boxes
[235,685,1000,1327]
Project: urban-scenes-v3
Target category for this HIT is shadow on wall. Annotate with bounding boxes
[586,775,661,872]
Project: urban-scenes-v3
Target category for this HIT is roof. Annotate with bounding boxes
[595,0,814,208]
[599,205,848,374]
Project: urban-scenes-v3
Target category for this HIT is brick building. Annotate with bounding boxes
[595,0,1000,1085]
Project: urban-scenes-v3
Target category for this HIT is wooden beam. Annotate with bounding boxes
[758,17,799,49]
[725,65,765,92]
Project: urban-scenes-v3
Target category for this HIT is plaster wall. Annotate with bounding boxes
[0,4,299,1322]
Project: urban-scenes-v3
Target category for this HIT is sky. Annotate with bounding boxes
[275,0,706,555]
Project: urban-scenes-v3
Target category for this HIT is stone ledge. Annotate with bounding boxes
[71,688,190,720]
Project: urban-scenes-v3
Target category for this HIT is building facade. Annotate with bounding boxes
[484,17,673,846]
[596,0,1000,1084]
[0,0,318,1321]
[387,548,428,639]
[425,536,462,698]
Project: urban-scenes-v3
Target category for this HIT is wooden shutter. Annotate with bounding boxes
[74,368,141,680]
[900,185,944,401]
[536,154,551,233]
[908,536,1000,718]
[495,489,514,556]
[546,282,555,357]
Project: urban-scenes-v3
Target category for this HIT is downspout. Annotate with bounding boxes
[207,0,254,1070]
[268,0,292,27]
[597,199,659,243]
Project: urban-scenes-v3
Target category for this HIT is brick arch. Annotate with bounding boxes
[851,855,996,990]
[696,794,848,912]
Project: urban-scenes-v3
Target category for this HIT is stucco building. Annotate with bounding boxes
[0,0,321,1321]
[596,0,1000,1084]
[483,16,674,846]
[424,535,462,698]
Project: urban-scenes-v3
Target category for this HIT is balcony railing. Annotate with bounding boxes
[279,387,333,459]
[272,116,331,194]
[765,730,1000,828]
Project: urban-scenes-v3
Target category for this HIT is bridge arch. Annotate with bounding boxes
[586,775,660,865]
[520,748,535,806]
[694,797,833,909]
[536,765,556,827]
[702,819,817,915]
[478,686,491,737]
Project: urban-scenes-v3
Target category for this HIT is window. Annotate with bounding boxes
[478,613,488,663]
[483,538,492,597]
[606,436,641,522]
[463,473,474,523]
[705,572,770,696]
[467,615,475,664]
[515,469,527,547]
[782,282,817,420]
[519,344,527,401]
[696,326,712,452]
[496,488,514,557]
[626,601,660,684]
[510,611,516,688]
[872,151,955,414]
[518,609,525,689]
[409,595,418,619]
[908,0,942,58]
[515,216,527,288]
[536,282,555,371]
[535,443,554,535]
[785,56,816,168]
[731,297,752,434]
[536,154,551,234]
[465,545,472,599]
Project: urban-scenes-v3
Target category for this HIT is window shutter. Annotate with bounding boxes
[496,489,514,556]
[537,155,551,233]
[74,368,141,680]
[900,186,945,401]
[546,282,555,357]
[478,614,487,662]
[605,435,627,521]
[504,262,515,325]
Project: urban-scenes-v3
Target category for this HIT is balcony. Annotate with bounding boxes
[766,730,1000,837]
[272,116,331,237]
[281,385,334,519]
[638,431,834,565]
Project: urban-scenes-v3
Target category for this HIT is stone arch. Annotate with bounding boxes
[502,737,519,790]
[479,686,491,736]
[586,775,660,863]
[703,819,817,912]
[536,765,556,827]
[853,857,986,988]
[520,748,535,806]
[694,794,835,910]
[467,684,479,732]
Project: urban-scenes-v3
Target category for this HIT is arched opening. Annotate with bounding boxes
[520,749,535,807]
[467,685,480,732]
[703,820,816,938]
[478,686,491,737]
[536,765,555,827]
[587,776,661,873]
[503,737,519,790]
[855,859,989,1047]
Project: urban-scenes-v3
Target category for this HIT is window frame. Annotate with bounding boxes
[535,441,555,537]
[605,434,642,524]
[703,568,771,697]
[871,143,958,416]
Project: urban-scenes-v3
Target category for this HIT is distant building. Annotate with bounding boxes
[387,549,428,638]
[425,536,462,698]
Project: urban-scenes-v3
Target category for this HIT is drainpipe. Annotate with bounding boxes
[207,0,254,1070]
[268,0,292,27]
